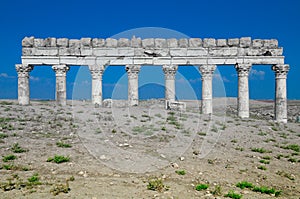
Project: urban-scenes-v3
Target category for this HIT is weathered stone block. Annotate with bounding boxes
[155,38,167,48]
[227,38,239,46]
[246,48,260,56]
[209,47,238,56]
[118,38,130,47]
[80,47,93,56]
[131,36,142,47]
[187,48,208,56]
[178,38,188,48]
[252,39,263,48]
[106,38,118,47]
[33,39,45,47]
[170,48,187,56]
[22,48,34,56]
[216,39,227,47]
[81,38,92,47]
[34,48,58,56]
[142,38,155,48]
[93,48,118,56]
[263,39,278,48]
[22,37,34,47]
[203,38,216,47]
[269,48,283,56]
[189,38,202,47]
[92,38,105,47]
[118,48,134,56]
[167,39,178,48]
[57,38,69,47]
[153,49,169,57]
[240,37,251,47]
[134,48,144,56]
[44,38,57,47]
[69,39,80,48]
[59,47,80,56]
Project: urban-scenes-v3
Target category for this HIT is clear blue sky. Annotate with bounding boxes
[0,0,299,100]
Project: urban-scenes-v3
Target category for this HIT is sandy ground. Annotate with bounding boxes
[0,98,299,199]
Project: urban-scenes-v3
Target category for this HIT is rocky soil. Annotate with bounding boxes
[0,99,299,199]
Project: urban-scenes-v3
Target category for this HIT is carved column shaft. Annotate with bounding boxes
[163,65,178,101]
[52,65,69,106]
[89,65,105,106]
[235,63,251,118]
[126,65,140,106]
[272,64,289,123]
[199,65,216,114]
[16,64,33,105]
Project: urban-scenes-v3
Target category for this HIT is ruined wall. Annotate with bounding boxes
[22,37,283,58]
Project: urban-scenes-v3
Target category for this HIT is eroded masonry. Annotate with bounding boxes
[17,37,289,122]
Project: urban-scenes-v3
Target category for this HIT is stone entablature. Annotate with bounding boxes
[22,37,283,58]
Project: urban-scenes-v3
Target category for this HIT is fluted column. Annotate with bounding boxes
[235,63,251,118]
[126,65,140,106]
[272,64,289,123]
[163,65,178,101]
[89,65,105,106]
[52,64,69,106]
[199,65,216,114]
[15,64,33,105]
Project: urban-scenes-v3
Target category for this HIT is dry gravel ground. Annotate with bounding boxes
[0,99,299,199]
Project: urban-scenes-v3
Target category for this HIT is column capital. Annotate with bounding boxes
[89,65,106,79]
[162,65,178,80]
[272,64,290,79]
[235,63,251,77]
[126,65,140,79]
[199,64,216,78]
[15,64,33,77]
[52,64,70,76]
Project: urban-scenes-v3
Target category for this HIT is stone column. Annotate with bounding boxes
[15,64,33,105]
[199,65,216,114]
[235,63,251,118]
[126,65,140,106]
[52,64,69,106]
[272,64,289,123]
[163,65,178,101]
[89,65,105,106]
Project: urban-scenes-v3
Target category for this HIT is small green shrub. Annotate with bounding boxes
[3,154,16,162]
[259,160,270,164]
[252,186,281,196]
[224,190,242,199]
[281,144,300,152]
[56,142,72,148]
[0,133,8,139]
[147,177,169,192]
[47,155,70,164]
[28,173,41,185]
[262,156,271,160]
[11,143,27,153]
[236,181,253,189]
[175,170,186,175]
[258,166,267,170]
[251,148,271,153]
[288,158,297,163]
[2,164,15,170]
[195,184,209,191]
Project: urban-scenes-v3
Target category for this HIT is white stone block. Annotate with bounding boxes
[106,38,118,47]
[227,38,239,46]
[252,39,263,48]
[178,38,188,47]
[142,38,155,48]
[69,39,80,48]
[167,38,178,48]
[44,38,57,47]
[81,38,92,47]
[59,47,80,56]
[187,48,208,56]
[170,48,187,56]
[131,36,142,47]
[203,38,216,47]
[33,39,45,47]
[134,48,144,56]
[240,37,251,47]
[153,49,169,57]
[22,37,34,47]
[118,48,134,56]
[155,38,167,48]
[189,38,202,47]
[263,39,278,48]
[246,48,260,56]
[80,48,93,56]
[22,48,34,56]
[216,39,227,47]
[57,38,69,47]
[118,38,130,47]
[269,48,283,56]
[92,38,105,47]
[34,48,58,56]
[209,47,238,57]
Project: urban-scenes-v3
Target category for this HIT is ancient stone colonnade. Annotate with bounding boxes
[17,36,289,122]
